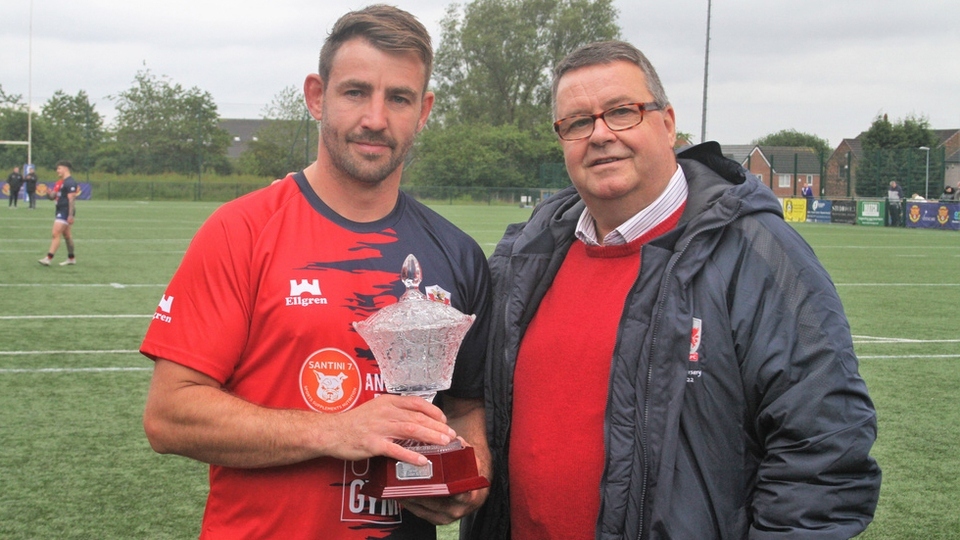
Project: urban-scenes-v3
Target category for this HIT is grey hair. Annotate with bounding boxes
[551,40,669,115]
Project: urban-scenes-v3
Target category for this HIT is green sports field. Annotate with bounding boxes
[1,197,958,539]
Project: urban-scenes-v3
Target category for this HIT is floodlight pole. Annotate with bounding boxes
[919,146,930,199]
[27,0,34,165]
[700,0,712,143]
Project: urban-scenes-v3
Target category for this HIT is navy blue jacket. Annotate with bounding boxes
[464,143,881,539]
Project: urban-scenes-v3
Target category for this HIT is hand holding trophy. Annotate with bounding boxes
[353,254,490,498]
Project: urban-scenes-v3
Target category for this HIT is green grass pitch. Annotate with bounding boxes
[1,197,958,539]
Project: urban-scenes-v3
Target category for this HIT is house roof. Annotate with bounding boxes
[720,144,753,166]
[828,137,864,162]
[219,119,272,159]
[754,146,822,174]
[932,129,959,146]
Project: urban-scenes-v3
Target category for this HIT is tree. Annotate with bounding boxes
[40,90,104,173]
[752,129,831,162]
[0,85,26,168]
[103,70,230,176]
[856,114,941,198]
[0,85,56,170]
[433,0,619,131]
[406,121,562,188]
[238,85,316,178]
[0,84,22,107]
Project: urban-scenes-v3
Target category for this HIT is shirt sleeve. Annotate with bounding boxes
[140,206,254,383]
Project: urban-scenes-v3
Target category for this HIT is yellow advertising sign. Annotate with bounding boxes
[783,198,807,222]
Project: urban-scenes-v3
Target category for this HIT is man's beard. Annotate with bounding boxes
[321,121,413,185]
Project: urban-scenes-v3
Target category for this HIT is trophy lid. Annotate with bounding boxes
[355,254,475,333]
[352,254,476,400]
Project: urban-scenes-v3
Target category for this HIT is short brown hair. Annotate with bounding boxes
[319,4,433,91]
[56,160,73,170]
[551,40,669,116]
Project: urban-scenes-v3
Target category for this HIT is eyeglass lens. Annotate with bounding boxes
[556,103,654,140]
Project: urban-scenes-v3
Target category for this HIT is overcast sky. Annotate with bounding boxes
[1,0,957,148]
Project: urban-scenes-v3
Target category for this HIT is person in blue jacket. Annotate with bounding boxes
[463,40,881,540]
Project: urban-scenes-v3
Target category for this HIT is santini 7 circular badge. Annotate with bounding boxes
[300,348,362,413]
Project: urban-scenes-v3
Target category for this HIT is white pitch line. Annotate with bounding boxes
[0,238,194,243]
[836,283,960,287]
[0,349,140,355]
[0,314,151,320]
[0,367,151,373]
[852,336,960,344]
[859,354,960,360]
[0,283,166,288]
[814,245,951,249]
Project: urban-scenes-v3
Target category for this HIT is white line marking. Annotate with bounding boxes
[836,283,960,287]
[0,314,150,320]
[0,238,194,243]
[859,354,960,359]
[0,367,150,373]
[852,336,960,344]
[0,283,166,288]
[0,349,140,355]
[815,246,956,249]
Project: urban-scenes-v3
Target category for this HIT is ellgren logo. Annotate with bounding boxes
[154,295,174,323]
[286,279,327,307]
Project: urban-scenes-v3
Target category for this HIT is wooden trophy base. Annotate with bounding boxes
[360,442,489,499]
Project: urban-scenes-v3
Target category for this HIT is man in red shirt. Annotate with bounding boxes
[141,6,491,539]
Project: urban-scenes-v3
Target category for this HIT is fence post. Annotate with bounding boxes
[793,153,799,196]
[769,155,775,190]
[819,153,825,196]
[846,151,852,198]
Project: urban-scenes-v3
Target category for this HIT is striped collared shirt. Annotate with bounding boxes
[576,165,688,246]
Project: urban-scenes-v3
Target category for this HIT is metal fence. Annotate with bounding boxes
[85,180,562,206]
[90,181,270,202]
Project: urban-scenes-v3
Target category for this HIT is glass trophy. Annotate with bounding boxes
[353,254,489,498]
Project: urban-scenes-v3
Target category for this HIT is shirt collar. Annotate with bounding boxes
[576,165,688,246]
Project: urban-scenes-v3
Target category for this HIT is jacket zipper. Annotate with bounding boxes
[636,209,741,540]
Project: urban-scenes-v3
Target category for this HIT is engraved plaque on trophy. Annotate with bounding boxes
[353,254,489,498]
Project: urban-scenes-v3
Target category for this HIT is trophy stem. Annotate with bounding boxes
[413,391,437,403]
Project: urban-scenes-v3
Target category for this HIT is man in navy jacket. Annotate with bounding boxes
[464,40,880,540]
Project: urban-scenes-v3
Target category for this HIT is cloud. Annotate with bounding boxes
[1,0,957,146]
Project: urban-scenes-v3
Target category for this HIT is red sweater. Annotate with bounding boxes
[509,208,683,539]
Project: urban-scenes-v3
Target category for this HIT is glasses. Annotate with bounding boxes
[553,102,662,141]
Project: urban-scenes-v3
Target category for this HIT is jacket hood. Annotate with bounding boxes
[667,142,784,285]
[677,142,783,230]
